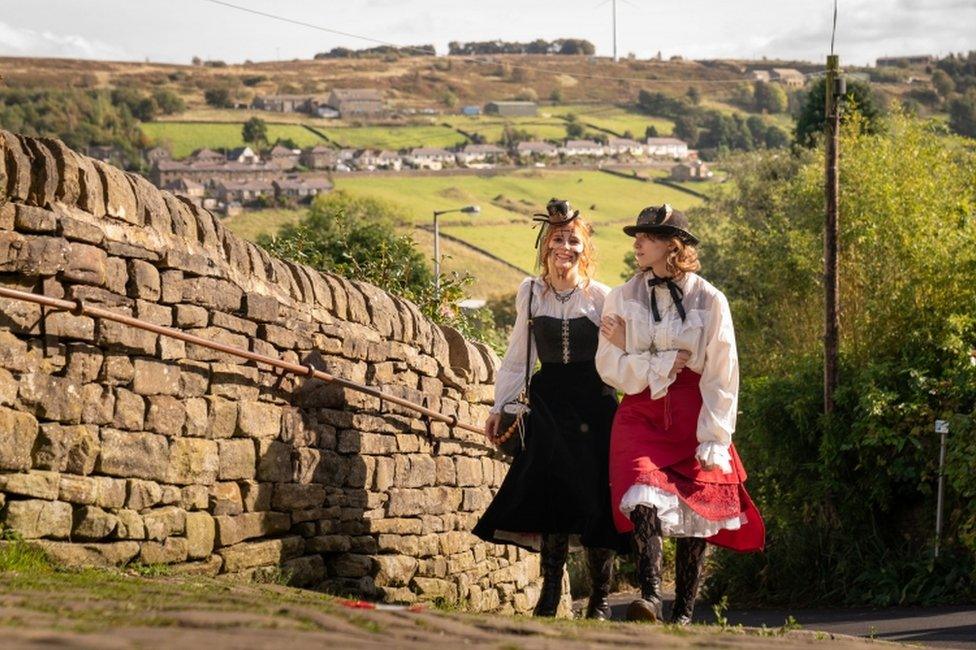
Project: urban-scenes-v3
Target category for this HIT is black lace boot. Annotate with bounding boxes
[533,533,570,617]
[670,537,707,625]
[626,505,664,622]
[584,547,615,620]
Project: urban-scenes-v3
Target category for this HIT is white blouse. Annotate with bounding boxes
[595,272,738,473]
[491,277,609,413]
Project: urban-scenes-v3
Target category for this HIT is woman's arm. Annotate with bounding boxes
[595,288,681,397]
[695,292,738,473]
[491,278,538,413]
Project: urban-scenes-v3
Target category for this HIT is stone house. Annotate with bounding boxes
[268,145,300,170]
[327,89,386,119]
[163,177,205,200]
[300,145,339,170]
[770,68,806,88]
[215,178,275,204]
[516,141,559,158]
[484,101,537,117]
[455,144,506,165]
[670,160,713,182]
[251,94,324,113]
[227,146,260,164]
[405,148,455,170]
[273,176,334,202]
[606,137,645,157]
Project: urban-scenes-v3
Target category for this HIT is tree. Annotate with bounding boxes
[499,125,533,148]
[549,88,565,104]
[763,125,790,148]
[242,117,268,146]
[204,86,233,108]
[948,89,976,137]
[686,86,701,105]
[793,77,883,147]
[644,125,659,139]
[441,90,459,109]
[258,192,472,327]
[153,89,185,115]
[932,69,956,97]
[672,115,699,147]
[565,121,585,139]
[515,87,538,102]
[754,81,788,114]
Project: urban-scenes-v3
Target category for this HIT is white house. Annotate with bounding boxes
[406,147,455,170]
[456,143,506,165]
[227,146,259,164]
[606,137,645,157]
[645,137,689,159]
[561,139,606,157]
[516,141,559,158]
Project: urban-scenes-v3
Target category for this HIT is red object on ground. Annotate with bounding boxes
[338,599,426,613]
[608,370,765,552]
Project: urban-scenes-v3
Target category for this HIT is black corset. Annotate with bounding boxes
[532,316,599,364]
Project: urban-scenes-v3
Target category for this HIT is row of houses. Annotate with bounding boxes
[164,174,333,215]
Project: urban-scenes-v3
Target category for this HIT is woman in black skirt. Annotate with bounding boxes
[473,199,628,619]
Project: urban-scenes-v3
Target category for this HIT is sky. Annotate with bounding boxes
[1,0,974,67]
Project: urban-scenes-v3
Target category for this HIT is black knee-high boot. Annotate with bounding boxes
[584,547,615,620]
[626,505,664,622]
[533,533,570,617]
[670,537,707,625]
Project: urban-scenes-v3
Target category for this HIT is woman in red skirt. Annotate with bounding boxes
[596,204,765,624]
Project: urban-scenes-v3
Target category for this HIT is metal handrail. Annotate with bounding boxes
[0,285,484,437]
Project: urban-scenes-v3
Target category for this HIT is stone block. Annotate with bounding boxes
[112,388,145,430]
[455,457,483,487]
[0,470,60,499]
[64,344,103,383]
[72,505,119,540]
[13,204,56,232]
[185,511,215,559]
[94,159,139,225]
[2,498,72,538]
[180,484,209,511]
[18,373,83,423]
[208,482,243,516]
[181,277,242,312]
[175,304,208,328]
[239,480,272,512]
[218,535,304,574]
[127,259,160,300]
[281,554,326,587]
[0,406,39,470]
[32,423,99,474]
[331,553,373,578]
[140,537,188,565]
[35,540,140,567]
[64,242,107,286]
[98,319,157,355]
[236,401,281,439]
[132,359,181,396]
[126,478,163,511]
[80,384,114,425]
[98,430,168,482]
[142,506,186,541]
[245,293,278,322]
[115,509,146,540]
[217,439,255,480]
[214,511,290,547]
[145,395,186,437]
[166,437,219,485]
[272,483,327,511]
[255,439,292,482]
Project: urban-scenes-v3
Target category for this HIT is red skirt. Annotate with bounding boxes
[609,370,765,552]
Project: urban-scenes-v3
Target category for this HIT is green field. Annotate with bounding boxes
[222,208,304,242]
[318,124,466,150]
[140,122,327,157]
[551,104,675,137]
[333,169,702,226]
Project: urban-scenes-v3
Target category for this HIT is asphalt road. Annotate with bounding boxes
[582,592,976,649]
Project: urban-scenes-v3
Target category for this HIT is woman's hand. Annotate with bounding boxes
[484,412,501,440]
[600,315,627,351]
[671,350,691,375]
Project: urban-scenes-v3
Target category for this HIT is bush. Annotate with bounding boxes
[695,112,976,606]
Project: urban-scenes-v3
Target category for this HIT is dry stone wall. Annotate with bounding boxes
[0,130,565,615]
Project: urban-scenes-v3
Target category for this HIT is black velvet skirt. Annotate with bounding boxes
[473,361,630,553]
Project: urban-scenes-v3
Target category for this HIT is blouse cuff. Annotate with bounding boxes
[696,441,732,474]
[647,350,679,399]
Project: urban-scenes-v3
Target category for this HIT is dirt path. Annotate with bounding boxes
[0,567,906,650]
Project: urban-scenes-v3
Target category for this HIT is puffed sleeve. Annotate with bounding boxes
[695,292,738,473]
[491,278,538,413]
[595,287,680,398]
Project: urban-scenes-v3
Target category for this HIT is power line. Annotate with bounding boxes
[199,0,772,85]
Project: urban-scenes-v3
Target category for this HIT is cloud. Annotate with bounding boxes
[0,20,129,60]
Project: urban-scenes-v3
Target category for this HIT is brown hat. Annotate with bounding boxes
[623,204,699,245]
[532,198,580,248]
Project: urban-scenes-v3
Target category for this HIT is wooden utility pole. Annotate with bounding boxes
[824,54,841,414]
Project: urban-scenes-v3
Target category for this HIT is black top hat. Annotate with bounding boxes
[532,198,580,248]
[533,198,580,226]
[623,204,699,245]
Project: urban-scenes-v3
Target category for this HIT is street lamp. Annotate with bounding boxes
[432,205,480,294]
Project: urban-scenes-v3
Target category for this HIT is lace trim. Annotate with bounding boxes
[620,483,746,538]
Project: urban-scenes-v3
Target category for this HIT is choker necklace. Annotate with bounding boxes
[548,281,579,303]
